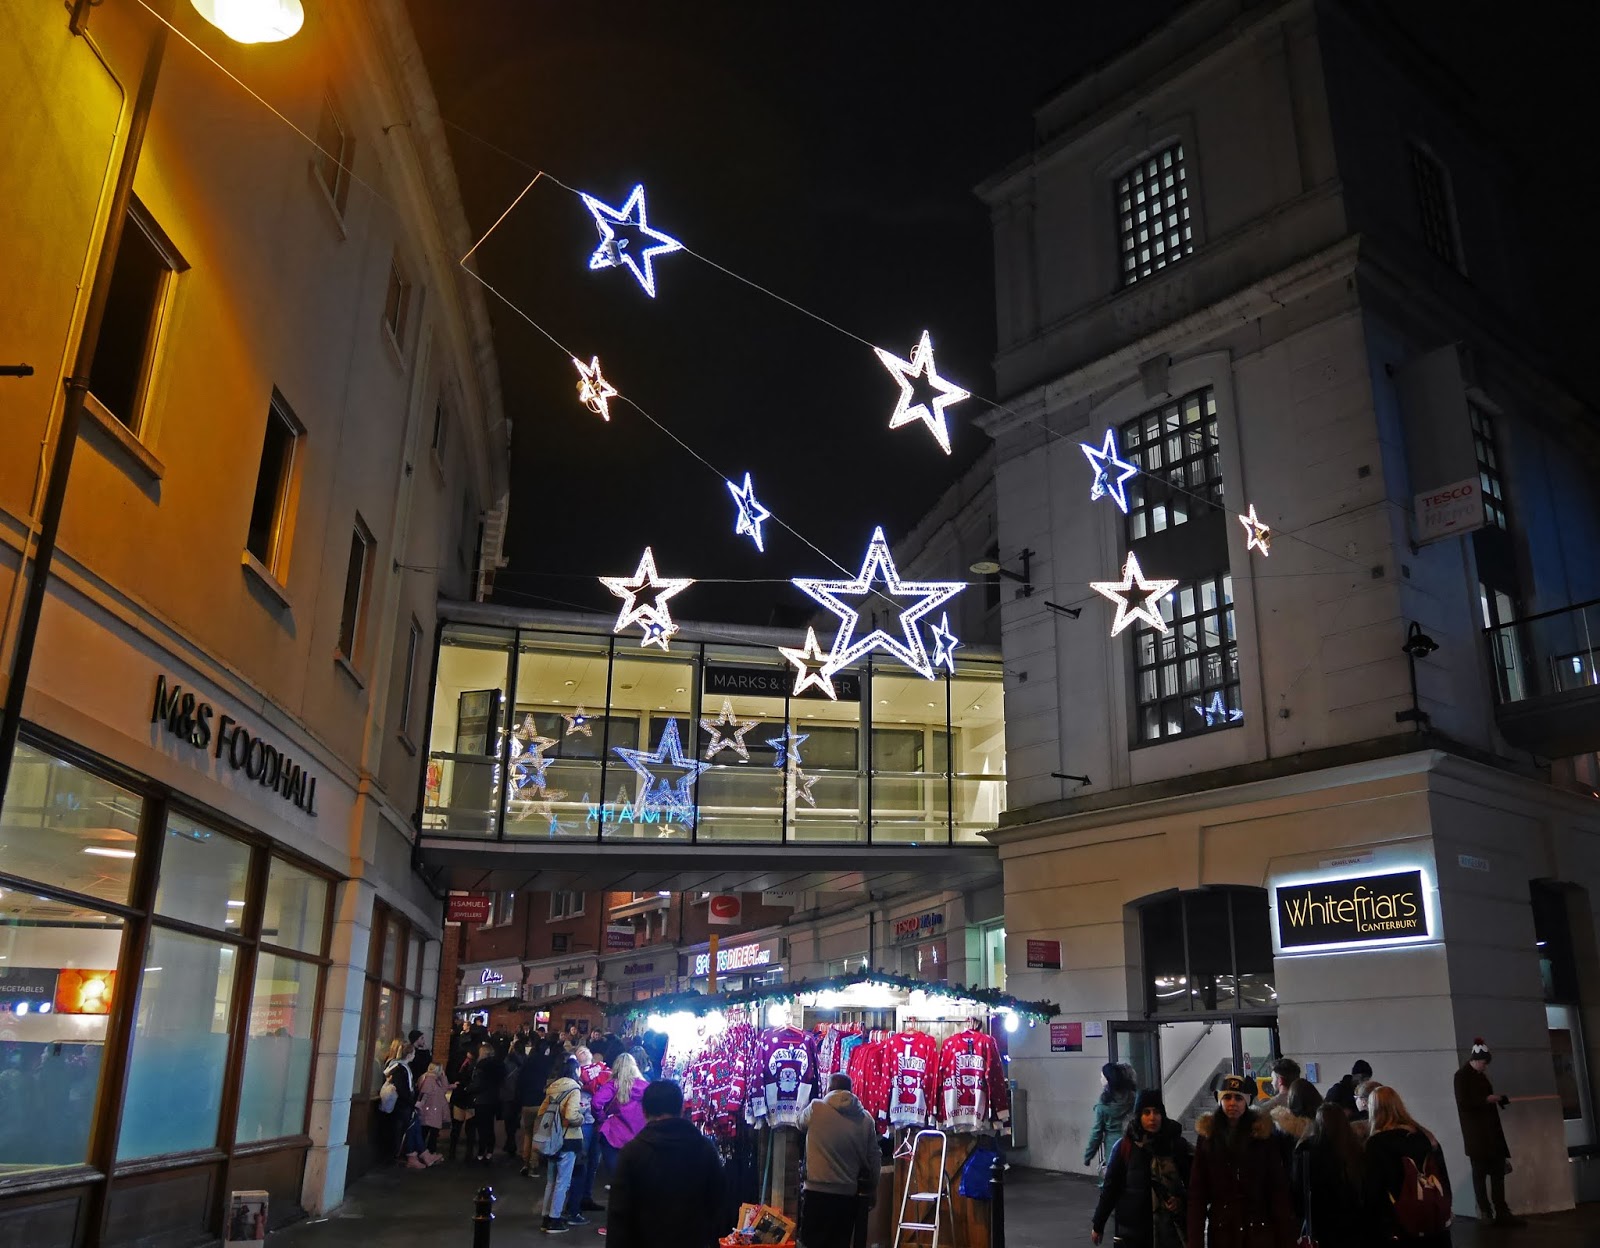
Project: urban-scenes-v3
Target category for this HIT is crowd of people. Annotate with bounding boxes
[1088,1038,1524,1248]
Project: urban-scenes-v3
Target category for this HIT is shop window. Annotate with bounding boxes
[262,856,328,954]
[0,742,141,905]
[236,952,319,1143]
[86,197,184,434]
[245,391,302,579]
[359,902,424,1099]
[154,813,250,931]
[1137,888,1273,1016]
[982,925,1007,992]
[1532,881,1596,1147]
[424,623,512,836]
[951,664,1005,842]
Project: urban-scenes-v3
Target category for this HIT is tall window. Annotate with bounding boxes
[486,890,515,928]
[550,890,585,921]
[358,902,428,1100]
[338,518,375,665]
[383,253,411,351]
[430,398,449,462]
[245,392,301,577]
[1469,404,1508,531]
[87,199,184,433]
[1408,144,1462,271]
[1116,142,1192,286]
[1134,573,1238,744]
[313,94,354,216]
[1139,888,1273,1015]
[1122,388,1222,541]
[399,618,423,739]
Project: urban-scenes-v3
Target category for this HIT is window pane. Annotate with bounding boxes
[603,650,696,842]
[263,857,327,954]
[247,400,295,567]
[88,210,165,427]
[506,632,612,841]
[0,743,141,904]
[338,526,368,659]
[381,915,402,984]
[154,814,250,932]
[424,624,512,837]
[236,953,320,1143]
[118,928,238,1160]
[1142,896,1187,1016]
[1185,891,1235,1012]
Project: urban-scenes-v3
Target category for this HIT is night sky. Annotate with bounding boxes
[402,1,1597,627]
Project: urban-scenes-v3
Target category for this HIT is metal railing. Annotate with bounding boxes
[1484,597,1600,705]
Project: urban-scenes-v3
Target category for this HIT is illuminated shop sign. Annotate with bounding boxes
[692,943,773,976]
[892,911,945,942]
[1274,869,1430,951]
[481,969,506,985]
[152,676,320,816]
[0,967,59,1015]
[703,664,861,703]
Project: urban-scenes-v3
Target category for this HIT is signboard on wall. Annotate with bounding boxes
[692,942,773,976]
[1050,1022,1083,1053]
[1274,869,1429,950]
[704,664,862,703]
[707,894,743,926]
[892,911,945,943]
[606,924,636,950]
[447,894,493,924]
[1026,939,1062,970]
[1414,477,1485,545]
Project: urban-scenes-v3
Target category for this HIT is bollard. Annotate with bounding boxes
[990,1147,1006,1248]
[473,1185,496,1248]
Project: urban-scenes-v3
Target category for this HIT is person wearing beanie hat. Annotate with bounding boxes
[1091,1087,1192,1248]
[1187,1073,1294,1248]
[1083,1062,1138,1179]
[1324,1059,1373,1118]
[1455,1037,1522,1225]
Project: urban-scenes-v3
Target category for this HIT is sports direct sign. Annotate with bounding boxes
[692,943,772,976]
[1414,477,1485,545]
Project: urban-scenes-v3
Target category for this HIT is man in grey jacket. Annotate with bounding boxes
[798,1075,881,1248]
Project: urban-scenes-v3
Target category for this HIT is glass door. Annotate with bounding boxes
[1110,1022,1160,1094]
[1235,1018,1280,1101]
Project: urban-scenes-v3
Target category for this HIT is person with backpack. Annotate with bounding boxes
[535,1057,587,1233]
[1186,1074,1295,1248]
[1084,1063,1138,1183]
[1363,1085,1453,1246]
[1091,1088,1192,1248]
[1453,1037,1523,1227]
[562,1045,611,1225]
[382,1040,441,1169]
[518,1035,556,1177]
[1290,1103,1366,1248]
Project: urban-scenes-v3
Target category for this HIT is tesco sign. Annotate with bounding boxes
[1414,476,1485,545]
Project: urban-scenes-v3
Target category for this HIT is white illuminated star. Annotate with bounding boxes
[1080,429,1140,514]
[563,706,593,737]
[727,472,772,553]
[580,184,683,299]
[573,356,619,421]
[600,547,693,649]
[1239,504,1272,556]
[873,330,969,455]
[700,699,756,762]
[929,612,960,674]
[779,626,839,700]
[788,766,819,809]
[1193,692,1244,726]
[793,527,963,680]
[613,720,709,823]
[1089,552,1179,636]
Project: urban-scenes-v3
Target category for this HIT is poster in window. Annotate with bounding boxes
[226,1191,268,1244]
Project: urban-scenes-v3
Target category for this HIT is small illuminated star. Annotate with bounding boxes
[929,612,960,674]
[789,766,819,808]
[573,356,619,421]
[1089,552,1179,636]
[563,706,593,737]
[580,184,684,298]
[1193,692,1244,726]
[765,728,810,771]
[873,330,969,455]
[779,626,838,700]
[1081,429,1140,513]
[700,699,756,762]
[1239,504,1272,556]
[727,472,772,553]
[600,547,693,649]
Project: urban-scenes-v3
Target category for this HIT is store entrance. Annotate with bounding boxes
[1111,1016,1280,1135]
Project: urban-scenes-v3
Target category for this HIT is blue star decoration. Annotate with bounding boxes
[793,527,963,681]
[1080,428,1139,513]
[727,472,772,553]
[765,728,809,771]
[1193,692,1244,726]
[580,184,684,299]
[929,612,960,674]
[613,719,709,824]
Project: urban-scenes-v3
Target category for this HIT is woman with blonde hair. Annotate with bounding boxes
[1363,1086,1453,1246]
[594,1051,650,1183]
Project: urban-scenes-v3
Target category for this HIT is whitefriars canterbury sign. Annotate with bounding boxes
[1275,869,1428,950]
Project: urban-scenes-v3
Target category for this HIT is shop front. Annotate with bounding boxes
[682,935,785,994]
[526,955,600,1004]
[600,951,672,1003]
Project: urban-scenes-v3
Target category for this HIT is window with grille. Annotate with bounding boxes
[1408,144,1462,271]
[1133,572,1239,745]
[1469,404,1508,530]
[1116,143,1193,286]
[1122,388,1222,542]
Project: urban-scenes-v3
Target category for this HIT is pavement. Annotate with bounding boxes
[274,1153,1600,1247]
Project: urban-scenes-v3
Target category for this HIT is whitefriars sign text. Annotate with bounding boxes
[1275,869,1427,949]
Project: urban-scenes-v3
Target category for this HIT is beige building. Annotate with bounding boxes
[0,1,508,1242]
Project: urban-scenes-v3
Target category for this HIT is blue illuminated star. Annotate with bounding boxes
[613,720,709,823]
[793,527,963,680]
[765,728,809,770]
[929,612,960,674]
[727,472,772,553]
[580,184,683,299]
[1080,428,1139,513]
[1193,692,1244,726]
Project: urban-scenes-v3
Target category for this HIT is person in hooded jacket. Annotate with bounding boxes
[537,1057,587,1234]
[1187,1074,1295,1248]
[1290,1103,1366,1248]
[1091,1088,1192,1248]
[1084,1062,1138,1181]
[1269,1079,1323,1173]
[1323,1060,1373,1118]
[605,1079,726,1248]
[797,1074,881,1248]
[1363,1085,1453,1248]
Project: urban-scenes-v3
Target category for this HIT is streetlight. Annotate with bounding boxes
[1396,622,1439,730]
[969,549,1034,598]
[190,0,304,44]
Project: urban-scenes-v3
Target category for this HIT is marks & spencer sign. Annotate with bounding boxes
[152,675,319,816]
[1275,869,1428,950]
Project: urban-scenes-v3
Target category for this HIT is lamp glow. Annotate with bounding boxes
[1080,429,1139,513]
[1089,552,1179,636]
[580,184,683,298]
[190,0,304,44]
[874,330,968,455]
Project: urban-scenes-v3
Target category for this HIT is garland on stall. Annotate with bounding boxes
[608,970,1057,1025]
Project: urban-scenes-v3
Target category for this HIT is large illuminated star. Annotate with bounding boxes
[765,728,809,770]
[779,626,838,700]
[600,547,693,649]
[573,356,619,421]
[930,612,960,674]
[1090,553,1179,636]
[793,527,963,680]
[1080,429,1140,514]
[700,699,756,762]
[1193,692,1244,726]
[873,330,969,455]
[580,184,683,298]
[613,719,708,823]
[727,472,772,553]
[1239,504,1272,556]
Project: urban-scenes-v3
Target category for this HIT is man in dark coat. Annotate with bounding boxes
[1454,1037,1523,1225]
[606,1080,726,1248]
[1187,1074,1295,1248]
[1323,1059,1371,1116]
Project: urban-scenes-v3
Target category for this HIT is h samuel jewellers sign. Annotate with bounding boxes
[1274,869,1429,952]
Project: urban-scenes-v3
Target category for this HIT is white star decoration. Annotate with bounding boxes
[793,527,963,680]
[929,612,960,674]
[1239,504,1272,556]
[613,720,708,823]
[563,706,593,738]
[873,330,969,455]
[580,184,683,298]
[779,626,839,700]
[1080,429,1140,513]
[573,356,619,421]
[600,547,693,649]
[727,472,772,553]
[788,766,819,809]
[1089,552,1179,636]
[1193,692,1244,726]
[700,700,756,762]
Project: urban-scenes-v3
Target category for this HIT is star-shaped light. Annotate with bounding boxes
[873,330,969,455]
[563,706,593,737]
[1239,504,1272,556]
[1080,429,1140,513]
[765,728,809,771]
[613,719,709,824]
[700,699,756,762]
[929,612,960,674]
[727,472,772,553]
[1193,692,1244,726]
[779,626,838,700]
[600,547,693,649]
[573,356,619,421]
[528,787,569,835]
[580,184,683,298]
[508,736,552,795]
[789,767,819,809]
[1089,552,1179,636]
[793,527,963,680]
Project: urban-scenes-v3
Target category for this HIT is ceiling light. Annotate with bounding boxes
[226,900,245,908]
[83,847,136,859]
[675,687,685,694]
[926,701,936,708]
[564,680,576,688]
[190,0,304,44]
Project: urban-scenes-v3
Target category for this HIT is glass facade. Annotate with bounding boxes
[424,621,1006,844]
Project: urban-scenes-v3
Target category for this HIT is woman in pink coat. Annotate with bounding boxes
[416,1062,451,1155]
[592,1052,648,1183]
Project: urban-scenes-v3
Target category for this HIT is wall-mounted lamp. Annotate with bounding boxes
[1395,621,1438,730]
[970,549,1033,597]
[1052,772,1092,789]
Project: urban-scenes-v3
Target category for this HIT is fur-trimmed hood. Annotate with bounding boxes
[1269,1105,1313,1139]
[1196,1105,1273,1140]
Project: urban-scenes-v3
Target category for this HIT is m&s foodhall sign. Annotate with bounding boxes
[1275,869,1428,950]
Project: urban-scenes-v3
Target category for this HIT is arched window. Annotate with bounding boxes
[1138,887,1274,1016]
